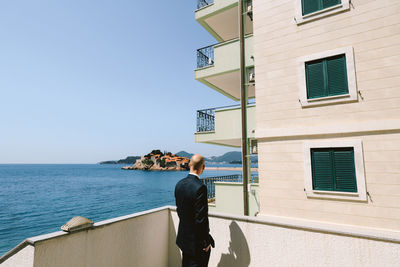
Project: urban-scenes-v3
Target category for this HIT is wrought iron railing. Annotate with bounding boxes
[197,44,214,69]
[197,108,215,132]
[200,174,259,199]
[197,0,214,9]
[196,103,256,133]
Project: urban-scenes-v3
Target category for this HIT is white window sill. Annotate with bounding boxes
[305,190,366,202]
[312,190,359,197]
[307,93,350,102]
[301,93,357,107]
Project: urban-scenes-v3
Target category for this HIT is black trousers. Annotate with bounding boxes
[182,249,211,267]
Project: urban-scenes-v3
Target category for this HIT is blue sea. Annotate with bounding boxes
[0,164,243,256]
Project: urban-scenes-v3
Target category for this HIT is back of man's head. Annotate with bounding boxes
[190,154,205,174]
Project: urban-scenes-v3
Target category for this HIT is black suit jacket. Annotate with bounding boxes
[175,174,215,256]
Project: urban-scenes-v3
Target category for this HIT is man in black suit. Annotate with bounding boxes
[175,154,215,267]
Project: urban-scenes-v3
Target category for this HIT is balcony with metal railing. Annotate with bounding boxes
[197,108,215,133]
[195,103,256,147]
[195,35,254,101]
[201,174,259,216]
[197,44,214,69]
[197,0,214,9]
[201,174,259,199]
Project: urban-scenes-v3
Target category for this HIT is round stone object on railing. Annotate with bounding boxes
[61,216,94,232]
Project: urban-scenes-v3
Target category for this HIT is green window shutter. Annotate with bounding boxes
[302,0,320,15]
[306,60,325,99]
[305,54,348,100]
[323,0,341,9]
[302,0,341,15]
[333,148,357,192]
[311,149,334,191]
[326,55,348,96]
[311,147,357,193]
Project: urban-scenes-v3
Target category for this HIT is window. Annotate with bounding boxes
[302,0,341,16]
[311,147,356,192]
[306,54,348,99]
[304,140,367,201]
[295,0,350,25]
[298,47,357,107]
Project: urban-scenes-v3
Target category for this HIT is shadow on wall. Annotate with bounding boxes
[217,221,250,267]
[168,213,182,266]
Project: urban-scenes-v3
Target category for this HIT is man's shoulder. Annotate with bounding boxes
[176,174,204,190]
[175,175,193,189]
[189,174,205,188]
[176,175,191,185]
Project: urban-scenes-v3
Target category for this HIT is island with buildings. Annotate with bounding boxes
[100,150,256,166]
[121,150,189,171]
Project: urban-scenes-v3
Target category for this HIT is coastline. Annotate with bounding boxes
[205,167,258,172]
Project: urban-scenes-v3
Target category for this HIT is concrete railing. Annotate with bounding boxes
[0,207,180,267]
[2,206,400,267]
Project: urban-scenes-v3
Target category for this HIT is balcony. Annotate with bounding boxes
[201,175,259,216]
[195,104,255,147]
[195,0,253,42]
[197,0,214,9]
[195,35,254,101]
[200,174,258,199]
[2,206,399,267]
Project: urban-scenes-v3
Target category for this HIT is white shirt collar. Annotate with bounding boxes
[189,172,200,179]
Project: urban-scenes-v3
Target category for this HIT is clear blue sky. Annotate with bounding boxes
[0,0,240,163]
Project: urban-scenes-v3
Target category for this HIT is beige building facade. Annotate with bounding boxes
[254,0,400,231]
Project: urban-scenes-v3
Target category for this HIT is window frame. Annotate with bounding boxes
[295,0,350,25]
[298,46,357,107]
[304,139,367,201]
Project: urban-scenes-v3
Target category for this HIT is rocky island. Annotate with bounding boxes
[122,150,189,171]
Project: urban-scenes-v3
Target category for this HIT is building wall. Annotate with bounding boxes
[254,0,400,133]
[214,106,256,141]
[258,133,400,230]
[254,0,400,230]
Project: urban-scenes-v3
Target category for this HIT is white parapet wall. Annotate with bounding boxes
[2,206,400,266]
[170,209,400,267]
[0,207,174,267]
[0,245,34,267]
